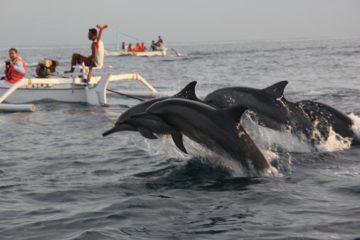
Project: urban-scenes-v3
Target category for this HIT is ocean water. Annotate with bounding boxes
[0,39,360,240]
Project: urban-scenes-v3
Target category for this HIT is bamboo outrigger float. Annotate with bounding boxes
[0,73,158,112]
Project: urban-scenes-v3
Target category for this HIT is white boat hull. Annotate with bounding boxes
[105,49,167,57]
[0,73,158,106]
[0,86,89,104]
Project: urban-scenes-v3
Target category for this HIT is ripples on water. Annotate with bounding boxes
[1,39,360,240]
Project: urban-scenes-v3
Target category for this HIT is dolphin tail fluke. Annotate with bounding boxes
[263,81,288,98]
[171,131,187,154]
[174,81,199,101]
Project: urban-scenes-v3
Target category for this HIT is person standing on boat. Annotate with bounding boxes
[64,28,104,73]
[0,48,27,87]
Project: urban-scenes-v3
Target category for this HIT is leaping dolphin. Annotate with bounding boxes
[144,98,276,176]
[297,100,359,145]
[203,81,314,138]
[103,81,199,138]
[204,81,359,146]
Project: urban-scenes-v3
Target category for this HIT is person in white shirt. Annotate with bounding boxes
[64,28,104,74]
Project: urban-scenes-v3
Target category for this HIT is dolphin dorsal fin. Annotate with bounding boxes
[174,81,199,100]
[220,106,248,123]
[263,81,288,99]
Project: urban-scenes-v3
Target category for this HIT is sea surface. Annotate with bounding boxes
[0,39,360,240]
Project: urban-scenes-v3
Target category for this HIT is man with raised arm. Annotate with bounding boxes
[64,28,104,74]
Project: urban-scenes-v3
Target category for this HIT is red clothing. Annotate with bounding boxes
[5,57,27,83]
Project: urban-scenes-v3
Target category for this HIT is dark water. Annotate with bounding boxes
[1,39,360,240]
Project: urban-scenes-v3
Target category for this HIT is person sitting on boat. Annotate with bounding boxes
[35,58,59,78]
[140,43,146,52]
[150,40,157,51]
[64,28,104,74]
[156,36,164,49]
[127,43,132,52]
[134,43,140,52]
[0,48,27,87]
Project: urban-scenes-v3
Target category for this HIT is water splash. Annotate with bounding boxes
[349,112,360,139]
[242,112,358,153]
[241,115,313,153]
[139,134,279,177]
[311,113,360,152]
[313,126,352,152]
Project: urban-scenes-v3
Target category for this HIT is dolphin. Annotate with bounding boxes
[203,81,314,138]
[103,81,199,138]
[297,100,359,145]
[144,98,275,175]
[203,81,359,146]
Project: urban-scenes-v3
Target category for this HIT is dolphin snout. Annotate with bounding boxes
[102,123,137,136]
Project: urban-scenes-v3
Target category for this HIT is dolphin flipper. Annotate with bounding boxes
[139,128,158,139]
[171,131,187,154]
[174,81,199,101]
[263,81,288,98]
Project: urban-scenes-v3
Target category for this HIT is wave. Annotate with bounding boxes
[140,157,268,191]
[68,230,117,240]
[135,132,279,178]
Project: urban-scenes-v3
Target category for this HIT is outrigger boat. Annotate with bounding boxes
[0,72,159,112]
[104,48,167,57]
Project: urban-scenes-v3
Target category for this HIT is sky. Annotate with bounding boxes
[0,0,359,47]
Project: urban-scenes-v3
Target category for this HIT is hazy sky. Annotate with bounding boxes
[0,0,359,46]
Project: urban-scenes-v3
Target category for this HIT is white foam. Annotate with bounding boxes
[313,126,352,152]
[182,136,246,174]
[310,113,360,152]
[349,112,360,139]
[241,115,313,153]
[139,134,278,177]
[241,112,358,153]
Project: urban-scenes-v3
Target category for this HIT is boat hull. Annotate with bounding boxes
[0,73,158,105]
[0,85,89,104]
[105,49,167,57]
